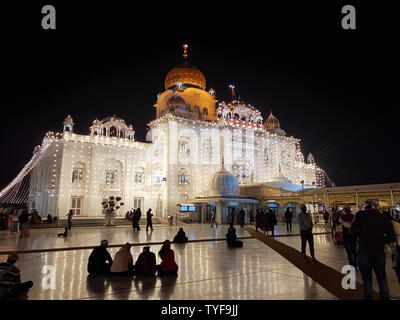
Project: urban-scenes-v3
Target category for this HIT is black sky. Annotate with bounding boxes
[2,2,399,188]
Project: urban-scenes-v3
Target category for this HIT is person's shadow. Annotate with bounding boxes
[133,275,157,299]
[108,274,134,300]
[86,274,111,299]
[158,273,178,300]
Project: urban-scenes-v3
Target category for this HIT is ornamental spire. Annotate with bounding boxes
[183,44,188,59]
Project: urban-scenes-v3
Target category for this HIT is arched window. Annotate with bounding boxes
[203,108,208,115]
[109,126,117,137]
[103,127,107,136]
[193,105,200,113]
[186,104,191,111]
[119,130,124,138]
[233,113,239,119]
[217,112,222,118]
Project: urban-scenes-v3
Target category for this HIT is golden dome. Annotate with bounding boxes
[164,44,206,91]
[264,111,280,130]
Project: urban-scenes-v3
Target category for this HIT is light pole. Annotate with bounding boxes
[301,180,305,202]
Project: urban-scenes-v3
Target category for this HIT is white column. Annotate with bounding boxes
[216,202,222,224]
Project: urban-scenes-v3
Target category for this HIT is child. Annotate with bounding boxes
[57,227,68,237]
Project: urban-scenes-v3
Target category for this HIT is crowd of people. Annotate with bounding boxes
[1,203,399,300]
[324,203,400,300]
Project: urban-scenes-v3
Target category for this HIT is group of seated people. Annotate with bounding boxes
[87,239,179,277]
[88,228,191,277]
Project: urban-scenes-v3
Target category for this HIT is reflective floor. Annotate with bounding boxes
[0,224,396,300]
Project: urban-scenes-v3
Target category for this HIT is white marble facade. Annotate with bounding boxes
[27,110,317,219]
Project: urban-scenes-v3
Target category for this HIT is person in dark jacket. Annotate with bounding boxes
[226,223,243,248]
[339,205,357,268]
[146,208,153,231]
[284,208,293,233]
[131,209,137,231]
[350,202,396,300]
[323,208,329,227]
[173,227,189,243]
[135,246,156,276]
[264,210,277,236]
[87,240,113,274]
[133,208,142,231]
[298,204,316,262]
[249,209,254,225]
[18,210,30,238]
[66,209,73,230]
[230,208,235,225]
[255,209,263,232]
[0,253,33,299]
[239,207,245,228]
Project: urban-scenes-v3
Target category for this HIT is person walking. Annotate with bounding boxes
[18,210,30,238]
[249,209,254,225]
[239,207,245,228]
[0,253,33,299]
[87,240,113,274]
[230,208,235,225]
[255,209,263,232]
[135,208,142,231]
[284,208,293,233]
[210,208,218,228]
[298,204,316,262]
[339,205,357,268]
[146,208,154,231]
[66,209,73,230]
[131,209,137,231]
[268,209,277,236]
[323,208,329,227]
[350,202,395,300]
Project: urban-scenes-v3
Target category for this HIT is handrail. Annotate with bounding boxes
[164,209,191,225]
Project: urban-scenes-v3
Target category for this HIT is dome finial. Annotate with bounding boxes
[183,44,188,59]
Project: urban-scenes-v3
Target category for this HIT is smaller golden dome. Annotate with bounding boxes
[164,44,206,91]
[166,93,186,110]
[264,111,280,130]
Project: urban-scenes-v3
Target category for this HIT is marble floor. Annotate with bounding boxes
[0,223,395,300]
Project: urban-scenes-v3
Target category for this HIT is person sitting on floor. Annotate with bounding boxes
[156,240,178,276]
[173,227,188,243]
[0,253,33,299]
[110,243,134,276]
[135,246,156,276]
[87,240,113,275]
[226,223,243,248]
[57,227,68,237]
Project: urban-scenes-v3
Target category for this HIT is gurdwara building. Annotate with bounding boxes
[0,45,326,224]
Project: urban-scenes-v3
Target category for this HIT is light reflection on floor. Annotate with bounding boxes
[0,224,348,300]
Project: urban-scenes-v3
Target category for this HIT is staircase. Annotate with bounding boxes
[164,210,192,226]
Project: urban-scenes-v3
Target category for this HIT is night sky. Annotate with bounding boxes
[2,2,399,189]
